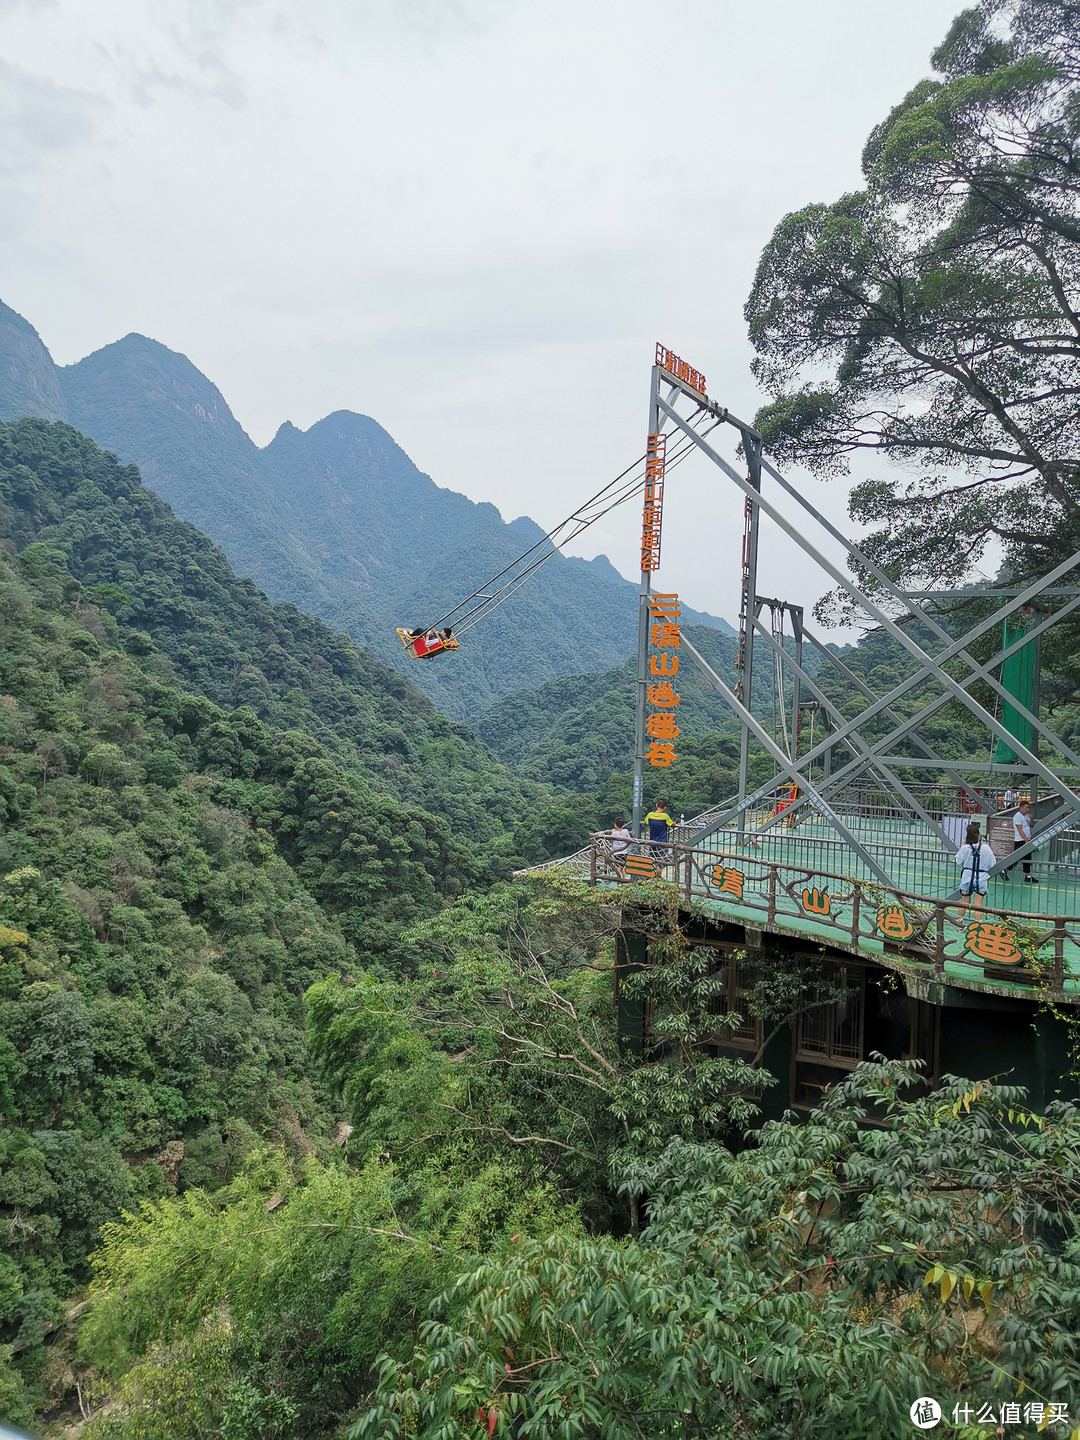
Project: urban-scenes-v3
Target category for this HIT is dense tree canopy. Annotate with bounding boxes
[0,417,545,866]
[354,1065,1080,1439]
[746,0,1080,596]
[0,531,548,1423]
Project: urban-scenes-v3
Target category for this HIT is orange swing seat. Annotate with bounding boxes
[396,628,460,660]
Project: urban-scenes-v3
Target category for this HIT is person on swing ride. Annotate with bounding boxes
[955,821,988,914]
[644,798,674,876]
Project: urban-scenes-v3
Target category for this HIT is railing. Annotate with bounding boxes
[589,834,1080,999]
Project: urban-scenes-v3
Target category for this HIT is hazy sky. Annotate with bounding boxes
[0,0,963,626]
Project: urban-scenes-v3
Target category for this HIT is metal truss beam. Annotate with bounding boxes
[656,393,1080,821]
[904,587,1080,600]
[798,590,1080,813]
[694,587,1072,842]
[735,437,763,831]
[697,576,1080,845]
[680,636,895,885]
[873,756,1078,772]
[748,613,957,851]
[751,445,1080,779]
[801,627,981,807]
[631,365,662,838]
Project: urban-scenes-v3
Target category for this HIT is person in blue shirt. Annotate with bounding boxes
[644,798,674,876]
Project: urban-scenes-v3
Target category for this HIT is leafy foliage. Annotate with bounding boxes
[353,1064,1080,1439]
[746,0,1080,601]
[0,522,549,1419]
[78,1153,573,1440]
[73,878,780,1436]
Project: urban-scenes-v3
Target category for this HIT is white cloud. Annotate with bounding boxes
[0,0,961,628]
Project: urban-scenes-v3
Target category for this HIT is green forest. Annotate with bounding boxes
[4,0,1080,1434]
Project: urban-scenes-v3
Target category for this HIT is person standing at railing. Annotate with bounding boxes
[1011,798,1038,882]
[608,816,631,881]
[645,798,674,877]
[955,822,988,913]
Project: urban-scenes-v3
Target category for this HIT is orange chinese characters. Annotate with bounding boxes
[711,865,745,899]
[964,922,1021,965]
[648,681,680,708]
[802,887,831,916]
[655,344,706,395]
[876,905,915,941]
[646,713,680,739]
[646,592,680,766]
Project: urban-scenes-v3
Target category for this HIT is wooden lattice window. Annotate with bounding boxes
[705,950,761,1050]
[796,966,864,1069]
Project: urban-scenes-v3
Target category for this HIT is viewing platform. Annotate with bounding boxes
[536,785,1080,1006]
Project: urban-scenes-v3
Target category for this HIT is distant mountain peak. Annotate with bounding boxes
[69,331,208,376]
[0,295,738,714]
[0,299,68,424]
[62,331,250,441]
[0,299,43,340]
[509,515,546,542]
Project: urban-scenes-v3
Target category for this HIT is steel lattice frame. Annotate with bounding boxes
[630,361,1080,890]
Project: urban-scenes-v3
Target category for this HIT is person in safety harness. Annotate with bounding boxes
[644,798,674,877]
[955,821,988,913]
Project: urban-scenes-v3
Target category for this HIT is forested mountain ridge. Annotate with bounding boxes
[0,418,549,868]
[475,625,818,791]
[0,539,460,1421]
[0,301,732,720]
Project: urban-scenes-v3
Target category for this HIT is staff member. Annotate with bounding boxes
[1012,798,1037,883]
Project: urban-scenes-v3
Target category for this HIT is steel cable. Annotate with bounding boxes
[437,413,720,637]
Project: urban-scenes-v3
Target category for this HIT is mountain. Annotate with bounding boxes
[0,417,549,875]
[0,301,67,423]
[475,626,742,789]
[0,302,733,719]
[0,448,566,1417]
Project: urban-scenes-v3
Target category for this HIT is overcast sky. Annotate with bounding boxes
[0,0,963,627]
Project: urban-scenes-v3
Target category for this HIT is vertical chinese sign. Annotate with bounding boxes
[647,592,680,769]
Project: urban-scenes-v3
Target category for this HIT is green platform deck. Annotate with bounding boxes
[587,810,1080,1001]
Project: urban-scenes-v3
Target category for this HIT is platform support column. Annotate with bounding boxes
[633,365,662,838]
[736,436,763,836]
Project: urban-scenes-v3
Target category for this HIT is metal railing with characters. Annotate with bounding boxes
[588,833,1080,998]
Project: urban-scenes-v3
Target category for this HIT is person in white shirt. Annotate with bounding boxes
[1010,797,1037,882]
[609,816,631,880]
[955,822,988,912]
[1001,785,1017,811]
